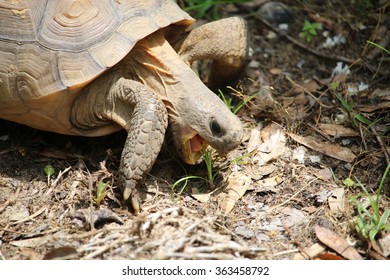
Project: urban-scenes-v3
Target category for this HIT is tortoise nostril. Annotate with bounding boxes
[210,117,223,136]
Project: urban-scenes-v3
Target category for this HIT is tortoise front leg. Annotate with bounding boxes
[71,76,168,213]
[176,17,248,86]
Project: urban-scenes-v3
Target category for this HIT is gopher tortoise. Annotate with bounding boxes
[0,0,247,211]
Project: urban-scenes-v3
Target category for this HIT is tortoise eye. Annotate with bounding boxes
[210,118,222,136]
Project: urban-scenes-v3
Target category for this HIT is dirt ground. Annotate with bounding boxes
[1,0,389,260]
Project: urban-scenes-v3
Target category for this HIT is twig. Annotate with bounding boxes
[51,166,72,188]
[44,166,72,197]
[273,249,300,257]
[371,125,390,165]
[11,207,47,225]
[81,236,137,259]
[163,252,239,260]
[285,75,333,109]
[268,178,318,213]
[0,147,18,155]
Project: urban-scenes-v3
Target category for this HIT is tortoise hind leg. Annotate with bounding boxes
[176,17,248,87]
[71,75,168,213]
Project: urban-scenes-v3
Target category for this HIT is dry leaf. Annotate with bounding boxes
[314,225,363,260]
[328,188,345,213]
[191,188,211,203]
[317,253,345,260]
[10,235,52,248]
[220,172,251,214]
[315,168,333,181]
[288,133,356,162]
[299,79,321,92]
[356,102,390,112]
[372,88,390,100]
[253,123,287,166]
[302,206,318,214]
[256,175,282,192]
[247,127,261,153]
[318,123,359,137]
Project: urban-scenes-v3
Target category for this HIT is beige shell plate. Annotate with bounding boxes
[0,0,193,134]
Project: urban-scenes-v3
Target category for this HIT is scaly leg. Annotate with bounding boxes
[176,17,248,86]
[71,74,168,213]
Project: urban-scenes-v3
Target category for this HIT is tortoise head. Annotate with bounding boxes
[163,70,244,164]
[129,30,244,164]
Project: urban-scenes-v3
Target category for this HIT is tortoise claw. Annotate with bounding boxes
[130,192,141,215]
[122,178,141,215]
[123,185,132,201]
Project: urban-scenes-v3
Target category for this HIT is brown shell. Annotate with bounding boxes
[0,0,193,134]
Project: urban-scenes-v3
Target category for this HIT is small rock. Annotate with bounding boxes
[258,2,294,25]
[309,155,321,164]
[248,60,261,68]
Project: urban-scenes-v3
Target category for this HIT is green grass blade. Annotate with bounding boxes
[367,41,390,54]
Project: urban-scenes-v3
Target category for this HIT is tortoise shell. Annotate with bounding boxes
[0,0,193,134]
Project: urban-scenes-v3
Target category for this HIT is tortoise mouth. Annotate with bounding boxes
[181,131,208,164]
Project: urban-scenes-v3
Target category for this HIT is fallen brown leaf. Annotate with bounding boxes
[317,253,345,260]
[299,79,321,93]
[318,123,359,137]
[191,188,211,203]
[255,175,282,192]
[220,172,251,215]
[288,133,356,162]
[247,127,261,153]
[328,188,345,214]
[253,123,287,166]
[314,224,363,260]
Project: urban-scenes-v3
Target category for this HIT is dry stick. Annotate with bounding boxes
[273,249,300,257]
[371,125,390,165]
[284,75,333,109]
[82,236,137,259]
[11,207,47,225]
[268,178,319,213]
[44,166,72,197]
[0,147,18,155]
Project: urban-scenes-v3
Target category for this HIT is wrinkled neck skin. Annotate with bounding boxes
[123,30,243,163]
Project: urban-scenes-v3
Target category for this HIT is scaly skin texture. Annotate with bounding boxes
[177,17,248,87]
[71,18,247,213]
[71,18,247,212]
[71,74,168,213]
